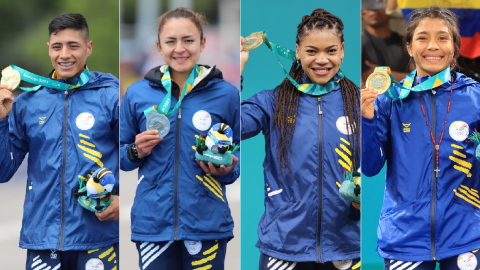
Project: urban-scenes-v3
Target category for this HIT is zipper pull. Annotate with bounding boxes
[178,107,182,119]
[432,90,436,95]
[317,97,322,115]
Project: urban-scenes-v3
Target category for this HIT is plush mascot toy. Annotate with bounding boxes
[469,129,480,162]
[195,123,239,167]
[339,170,361,204]
[74,167,115,213]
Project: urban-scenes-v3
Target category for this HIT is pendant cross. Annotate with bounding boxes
[434,167,440,177]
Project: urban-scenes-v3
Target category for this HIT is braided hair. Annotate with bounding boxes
[272,8,360,176]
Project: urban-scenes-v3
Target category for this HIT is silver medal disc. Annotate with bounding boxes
[146,111,170,138]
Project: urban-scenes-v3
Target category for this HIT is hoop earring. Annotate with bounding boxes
[341,58,344,64]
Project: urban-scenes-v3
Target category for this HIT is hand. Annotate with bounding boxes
[0,85,14,120]
[135,130,163,158]
[352,202,360,211]
[240,36,249,76]
[95,195,119,221]
[196,155,239,176]
[361,87,378,119]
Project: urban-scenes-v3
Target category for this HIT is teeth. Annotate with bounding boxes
[174,57,188,60]
[59,62,74,67]
[315,69,329,72]
[425,56,442,60]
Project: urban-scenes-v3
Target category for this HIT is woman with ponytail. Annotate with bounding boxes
[241,9,361,269]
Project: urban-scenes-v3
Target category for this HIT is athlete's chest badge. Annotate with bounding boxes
[76,112,95,131]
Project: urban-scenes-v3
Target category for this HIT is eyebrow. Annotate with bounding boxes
[415,30,450,35]
[166,35,195,40]
[305,44,338,49]
[50,41,81,46]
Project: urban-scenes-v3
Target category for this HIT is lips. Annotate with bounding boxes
[423,55,444,61]
[311,67,332,76]
[58,62,75,69]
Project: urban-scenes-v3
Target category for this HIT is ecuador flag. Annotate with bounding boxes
[398,0,480,59]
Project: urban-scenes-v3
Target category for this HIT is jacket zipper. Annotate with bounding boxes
[317,97,323,263]
[59,90,69,250]
[430,91,437,260]
[174,106,181,240]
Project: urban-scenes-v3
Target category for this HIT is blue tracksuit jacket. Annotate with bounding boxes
[362,71,480,261]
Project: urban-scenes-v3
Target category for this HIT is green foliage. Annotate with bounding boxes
[469,130,480,145]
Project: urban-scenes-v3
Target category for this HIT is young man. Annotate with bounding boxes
[0,13,119,269]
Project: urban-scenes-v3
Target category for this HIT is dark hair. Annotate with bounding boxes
[49,13,89,40]
[157,7,207,43]
[273,8,360,176]
[404,6,461,70]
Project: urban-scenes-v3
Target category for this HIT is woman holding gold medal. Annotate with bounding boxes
[362,6,480,269]
[120,7,240,270]
[241,9,361,270]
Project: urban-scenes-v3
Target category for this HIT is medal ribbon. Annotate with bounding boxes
[10,65,91,91]
[260,31,344,96]
[380,66,451,100]
[143,64,200,117]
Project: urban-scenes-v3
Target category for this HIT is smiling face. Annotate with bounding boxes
[296,29,344,85]
[157,18,205,78]
[406,17,454,77]
[48,28,92,80]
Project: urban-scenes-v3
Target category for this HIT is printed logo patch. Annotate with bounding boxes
[39,116,46,125]
[192,110,212,131]
[403,123,411,133]
[336,116,354,135]
[85,258,104,270]
[50,250,57,259]
[449,121,469,142]
[458,252,477,270]
[333,260,353,269]
[184,240,202,255]
[76,112,95,131]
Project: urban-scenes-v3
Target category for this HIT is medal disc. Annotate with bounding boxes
[242,32,264,51]
[146,111,170,138]
[366,71,391,95]
[1,66,21,90]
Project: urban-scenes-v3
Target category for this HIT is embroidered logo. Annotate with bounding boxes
[336,116,354,135]
[449,120,469,142]
[402,123,411,133]
[50,250,57,259]
[287,116,296,123]
[39,116,46,125]
[184,240,202,255]
[76,112,95,130]
[192,110,212,131]
[457,252,477,270]
[333,260,353,270]
[85,258,104,270]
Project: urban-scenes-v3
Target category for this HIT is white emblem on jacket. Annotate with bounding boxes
[76,112,95,130]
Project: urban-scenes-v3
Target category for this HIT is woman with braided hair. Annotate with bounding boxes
[241,8,361,269]
[362,6,480,269]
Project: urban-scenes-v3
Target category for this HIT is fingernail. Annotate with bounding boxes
[156,135,160,138]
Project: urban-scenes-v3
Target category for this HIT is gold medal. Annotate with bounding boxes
[242,32,264,51]
[366,67,391,95]
[1,66,21,90]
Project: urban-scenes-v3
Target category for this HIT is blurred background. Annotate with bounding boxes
[120,0,240,269]
[361,0,480,269]
[0,0,119,268]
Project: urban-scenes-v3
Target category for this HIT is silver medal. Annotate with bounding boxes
[146,110,170,138]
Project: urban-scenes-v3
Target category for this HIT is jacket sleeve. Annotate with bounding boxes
[0,102,29,183]
[362,96,391,177]
[120,89,145,171]
[241,89,275,141]
[214,85,240,185]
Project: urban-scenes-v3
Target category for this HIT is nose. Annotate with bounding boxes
[60,47,71,59]
[315,53,329,65]
[174,42,186,53]
[427,40,439,50]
